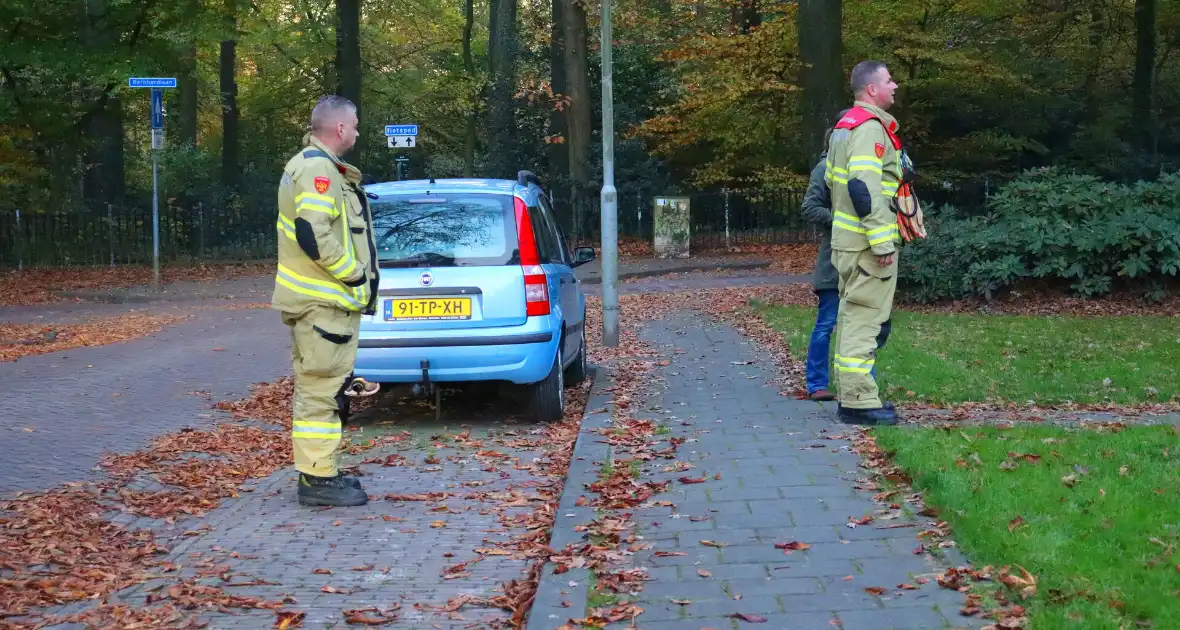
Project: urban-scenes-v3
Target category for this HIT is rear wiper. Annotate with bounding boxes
[378,252,457,268]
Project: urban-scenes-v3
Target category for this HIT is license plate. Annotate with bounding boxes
[384,297,472,321]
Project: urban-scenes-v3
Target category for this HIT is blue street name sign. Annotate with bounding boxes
[129,77,178,88]
[384,125,418,136]
[150,89,164,129]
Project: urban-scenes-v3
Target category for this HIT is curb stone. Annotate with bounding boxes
[49,260,772,302]
[578,260,770,285]
[50,289,256,304]
[527,365,616,630]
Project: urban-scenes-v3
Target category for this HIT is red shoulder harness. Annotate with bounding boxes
[834,106,902,150]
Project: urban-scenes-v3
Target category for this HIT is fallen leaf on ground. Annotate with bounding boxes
[342,606,401,625]
[274,611,306,628]
[998,565,1037,598]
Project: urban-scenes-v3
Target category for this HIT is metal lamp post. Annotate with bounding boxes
[599,0,619,347]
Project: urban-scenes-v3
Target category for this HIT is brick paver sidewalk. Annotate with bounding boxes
[620,312,984,629]
[40,393,571,629]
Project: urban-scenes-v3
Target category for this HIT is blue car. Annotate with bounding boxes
[353,171,595,422]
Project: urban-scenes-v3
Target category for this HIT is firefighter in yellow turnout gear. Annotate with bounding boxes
[273,95,381,506]
[823,61,903,426]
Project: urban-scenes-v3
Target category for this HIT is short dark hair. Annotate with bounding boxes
[823,108,853,147]
[850,60,887,94]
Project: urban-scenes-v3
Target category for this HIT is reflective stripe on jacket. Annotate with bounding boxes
[272,135,379,315]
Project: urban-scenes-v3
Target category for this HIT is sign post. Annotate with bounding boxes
[129,77,177,290]
[385,125,417,181]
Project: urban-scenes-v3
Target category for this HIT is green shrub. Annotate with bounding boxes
[899,168,1180,303]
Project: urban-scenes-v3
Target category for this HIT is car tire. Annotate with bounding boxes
[528,349,565,423]
[564,331,588,387]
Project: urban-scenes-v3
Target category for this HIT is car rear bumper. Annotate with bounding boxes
[354,321,559,385]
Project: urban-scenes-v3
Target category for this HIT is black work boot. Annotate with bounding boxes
[339,474,362,489]
[836,404,899,426]
[297,472,369,507]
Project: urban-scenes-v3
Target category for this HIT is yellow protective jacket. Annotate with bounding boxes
[824,101,903,256]
[272,134,379,315]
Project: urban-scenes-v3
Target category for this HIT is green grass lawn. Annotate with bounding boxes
[874,425,1180,629]
[760,305,1180,405]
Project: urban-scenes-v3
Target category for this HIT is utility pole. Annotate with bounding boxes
[599,0,619,347]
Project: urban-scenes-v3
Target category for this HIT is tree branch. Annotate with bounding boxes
[245,0,327,88]
[72,81,117,133]
[126,0,160,50]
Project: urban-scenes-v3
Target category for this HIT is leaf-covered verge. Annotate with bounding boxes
[872,424,1180,630]
[760,304,1180,408]
[900,169,1180,304]
[0,263,273,307]
[0,313,192,362]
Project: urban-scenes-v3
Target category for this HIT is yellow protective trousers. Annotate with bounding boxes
[281,304,361,477]
[832,249,898,409]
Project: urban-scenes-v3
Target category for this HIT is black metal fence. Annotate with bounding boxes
[3,180,995,268]
[557,187,819,252]
[1,202,278,268]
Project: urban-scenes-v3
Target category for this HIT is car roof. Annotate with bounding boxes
[363,178,524,198]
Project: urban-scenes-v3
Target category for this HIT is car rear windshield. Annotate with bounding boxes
[369,193,516,267]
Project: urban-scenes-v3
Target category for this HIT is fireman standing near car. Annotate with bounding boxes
[273,95,381,507]
[824,60,905,426]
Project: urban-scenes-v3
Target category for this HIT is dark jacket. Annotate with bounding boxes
[801,152,838,290]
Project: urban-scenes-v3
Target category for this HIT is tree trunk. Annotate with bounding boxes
[561,0,591,233]
[797,0,842,160]
[220,0,238,190]
[463,0,477,177]
[1132,0,1157,174]
[336,0,363,163]
[178,40,199,148]
[1081,1,1106,125]
[82,0,126,208]
[487,0,519,178]
[549,0,568,185]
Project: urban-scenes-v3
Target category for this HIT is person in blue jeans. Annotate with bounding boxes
[800,111,881,400]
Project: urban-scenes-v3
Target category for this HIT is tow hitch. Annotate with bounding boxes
[411,360,442,421]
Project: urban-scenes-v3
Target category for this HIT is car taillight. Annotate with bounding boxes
[514,196,550,316]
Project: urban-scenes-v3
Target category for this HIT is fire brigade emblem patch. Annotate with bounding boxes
[874,143,885,159]
[314,176,331,194]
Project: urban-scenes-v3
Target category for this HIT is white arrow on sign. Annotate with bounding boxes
[387,136,416,148]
